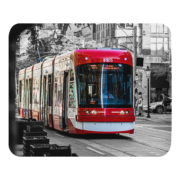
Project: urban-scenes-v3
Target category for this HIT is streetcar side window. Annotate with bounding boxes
[48,74,52,106]
[69,69,76,108]
[29,79,32,104]
[33,75,40,105]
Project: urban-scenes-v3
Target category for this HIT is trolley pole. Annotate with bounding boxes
[133,26,137,82]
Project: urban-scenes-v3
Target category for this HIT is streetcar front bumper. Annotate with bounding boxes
[76,115,135,122]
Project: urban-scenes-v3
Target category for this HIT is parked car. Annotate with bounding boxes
[143,97,172,114]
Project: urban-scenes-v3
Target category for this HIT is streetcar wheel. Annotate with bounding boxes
[156,106,164,114]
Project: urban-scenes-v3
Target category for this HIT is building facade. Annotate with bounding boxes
[93,23,171,105]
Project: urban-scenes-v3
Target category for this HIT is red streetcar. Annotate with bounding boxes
[18,49,135,134]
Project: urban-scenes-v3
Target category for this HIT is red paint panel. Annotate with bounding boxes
[78,108,134,116]
[74,128,134,135]
[38,112,40,121]
[19,108,24,118]
[76,115,135,122]
[74,49,133,68]
[49,114,53,127]
[30,110,32,119]
[35,112,40,121]
[53,115,64,131]
[68,118,77,134]
[32,110,39,120]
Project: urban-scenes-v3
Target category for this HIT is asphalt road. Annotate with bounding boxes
[14,117,171,157]
[41,118,171,157]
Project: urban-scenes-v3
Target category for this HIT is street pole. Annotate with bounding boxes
[147,77,150,118]
[133,26,137,81]
[82,39,85,48]
[133,26,137,111]
[37,48,42,62]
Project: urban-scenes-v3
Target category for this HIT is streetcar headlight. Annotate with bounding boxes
[120,110,125,115]
[86,110,90,114]
[92,110,97,114]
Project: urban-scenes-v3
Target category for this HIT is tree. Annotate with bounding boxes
[27,22,91,45]
[21,22,94,61]
[18,24,103,65]
[151,49,171,82]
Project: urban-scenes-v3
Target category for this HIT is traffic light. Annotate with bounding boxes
[136,57,144,67]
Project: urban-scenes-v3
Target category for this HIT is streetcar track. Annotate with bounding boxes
[77,139,135,157]
[119,135,169,152]
[87,147,104,155]
[53,130,168,156]
[137,126,171,133]
[89,142,135,157]
[133,131,171,141]
[78,134,168,156]
[94,138,167,156]
[49,128,168,156]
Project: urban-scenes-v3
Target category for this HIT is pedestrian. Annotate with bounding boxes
[137,92,143,116]
[162,94,168,115]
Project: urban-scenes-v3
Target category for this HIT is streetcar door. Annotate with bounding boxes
[59,72,64,129]
[43,75,48,126]
[25,79,29,118]
[29,78,32,118]
[60,71,68,129]
[47,74,52,126]
[64,71,68,128]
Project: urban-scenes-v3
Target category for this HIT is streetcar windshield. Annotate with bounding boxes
[75,63,133,108]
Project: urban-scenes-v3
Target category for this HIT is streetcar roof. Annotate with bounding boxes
[73,49,133,67]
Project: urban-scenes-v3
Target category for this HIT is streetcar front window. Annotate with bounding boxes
[75,63,133,108]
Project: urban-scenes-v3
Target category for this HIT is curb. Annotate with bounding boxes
[135,116,171,124]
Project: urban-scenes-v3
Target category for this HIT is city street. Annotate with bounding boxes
[14,113,171,157]
[12,23,172,158]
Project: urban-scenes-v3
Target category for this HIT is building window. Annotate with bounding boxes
[106,28,109,37]
[118,22,125,28]
[93,33,96,40]
[97,32,100,41]
[151,37,169,55]
[126,23,133,29]
[151,24,169,34]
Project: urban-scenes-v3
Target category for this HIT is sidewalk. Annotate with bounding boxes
[135,112,172,124]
